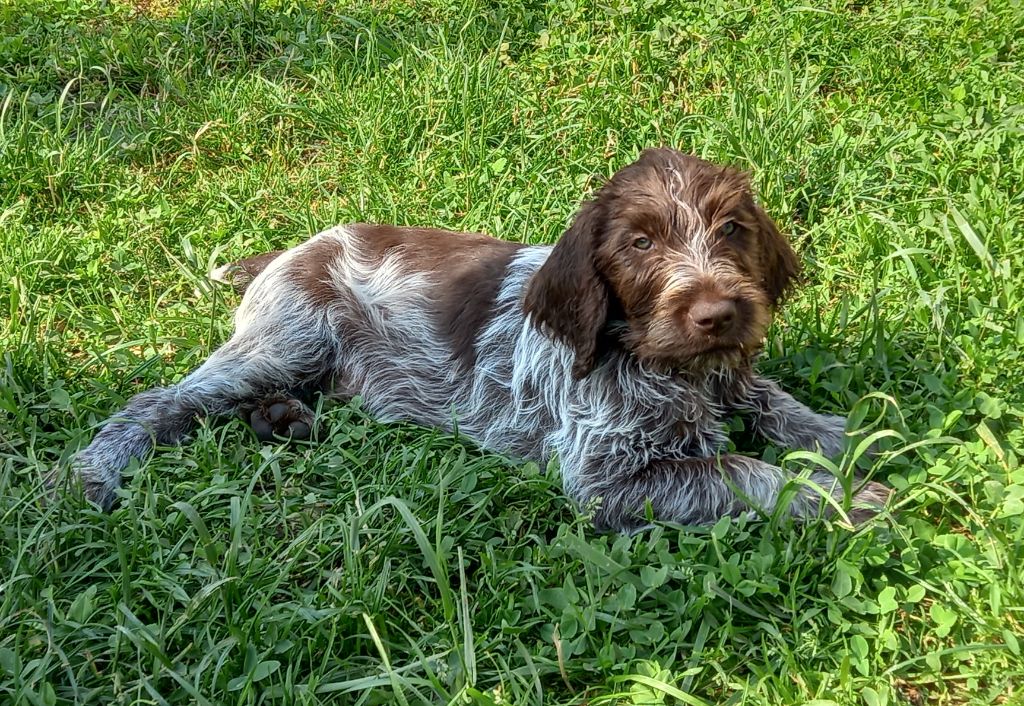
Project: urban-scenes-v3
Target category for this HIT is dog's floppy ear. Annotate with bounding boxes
[524,199,609,378]
[754,205,801,306]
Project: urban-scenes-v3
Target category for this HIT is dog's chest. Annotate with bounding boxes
[648,376,730,457]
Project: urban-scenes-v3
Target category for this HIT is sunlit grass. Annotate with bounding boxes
[1,0,1022,703]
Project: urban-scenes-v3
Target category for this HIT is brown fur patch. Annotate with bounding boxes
[286,237,347,306]
[523,200,609,379]
[347,224,524,367]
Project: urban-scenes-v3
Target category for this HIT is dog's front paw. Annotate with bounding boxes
[816,413,886,460]
[816,414,848,457]
[847,481,892,524]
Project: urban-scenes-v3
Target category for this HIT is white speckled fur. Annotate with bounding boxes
[69,150,887,529]
[70,226,868,528]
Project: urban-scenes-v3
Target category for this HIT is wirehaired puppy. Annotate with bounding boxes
[68,148,888,531]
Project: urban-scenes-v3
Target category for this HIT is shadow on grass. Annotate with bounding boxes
[0,0,543,214]
[3,0,460,97]
[1,0,550,98]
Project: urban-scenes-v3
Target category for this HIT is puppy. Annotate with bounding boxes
[69,148,888,531]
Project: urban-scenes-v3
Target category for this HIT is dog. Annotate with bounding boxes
[68,148,888,531]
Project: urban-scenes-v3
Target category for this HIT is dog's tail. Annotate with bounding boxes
[209,250,285,294]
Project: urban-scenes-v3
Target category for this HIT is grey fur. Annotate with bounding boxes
[68,151,888,528]
[69,229,884,527]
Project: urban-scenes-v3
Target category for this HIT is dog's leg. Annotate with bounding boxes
[68,336,315,509]
[732,376,848,456]
[70,294,337,510]
[579,455,889,533]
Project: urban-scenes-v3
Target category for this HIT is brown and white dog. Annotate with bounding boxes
[69,148,888,531]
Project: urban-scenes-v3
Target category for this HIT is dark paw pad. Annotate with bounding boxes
[249,399,316,442]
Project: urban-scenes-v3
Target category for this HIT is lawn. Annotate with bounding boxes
[1,0,1022,703]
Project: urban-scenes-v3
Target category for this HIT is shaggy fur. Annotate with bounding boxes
[68,148,888,531]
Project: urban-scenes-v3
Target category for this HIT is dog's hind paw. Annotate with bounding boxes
[247,397,317,442]
[64,455,122,512]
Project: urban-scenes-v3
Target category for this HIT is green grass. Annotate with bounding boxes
[1,0,1022,703]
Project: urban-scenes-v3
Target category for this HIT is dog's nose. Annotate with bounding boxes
[689,297,737,335]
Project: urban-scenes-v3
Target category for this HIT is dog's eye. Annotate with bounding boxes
[719,221,738,237]
[632,237,653,251]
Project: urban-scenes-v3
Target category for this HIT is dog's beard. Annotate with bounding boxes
[616,318,764,374]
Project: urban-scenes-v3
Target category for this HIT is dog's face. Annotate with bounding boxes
[525,148,800,377]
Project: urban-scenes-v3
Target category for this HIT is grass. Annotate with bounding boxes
[1,0,1022,703]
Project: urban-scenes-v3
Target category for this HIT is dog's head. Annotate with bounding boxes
[524,148,800,378]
